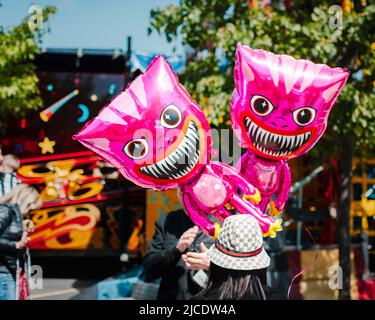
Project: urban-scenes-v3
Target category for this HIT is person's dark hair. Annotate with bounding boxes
[194,262,268,300]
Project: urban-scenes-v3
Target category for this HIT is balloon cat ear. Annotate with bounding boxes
[234,43,256,97]
[144,55,179,93]
[74,56,178,169]
[320,68,350,111]
[234,43,350,105]
[73,114,125,171]
[108,56,180,119]
[234,43,283,97]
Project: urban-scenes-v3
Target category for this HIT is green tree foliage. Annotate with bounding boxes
[0,4,56,128]
[149,0,375,156]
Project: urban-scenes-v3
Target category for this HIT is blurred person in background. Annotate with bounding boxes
[144,209,214,300]
[0,184,42,300]
[0,154,21,197]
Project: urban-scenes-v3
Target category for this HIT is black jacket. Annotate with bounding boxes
[0,172,20,197]
[144,210,214,300]
[0,204,24,277]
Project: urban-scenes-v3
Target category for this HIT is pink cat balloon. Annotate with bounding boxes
[74,56,282,238]
[231,44,349,215]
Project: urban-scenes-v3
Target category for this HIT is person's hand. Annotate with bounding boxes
[182,242,210,271]
[16,232,29,249]
[23,219,34,232]
[176,226,199,253]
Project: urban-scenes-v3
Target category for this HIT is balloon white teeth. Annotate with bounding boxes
[244,116,311,157]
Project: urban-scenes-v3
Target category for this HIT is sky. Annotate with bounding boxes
[0,0,182,54]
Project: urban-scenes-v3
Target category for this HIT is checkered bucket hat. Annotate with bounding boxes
[208,215,270,271]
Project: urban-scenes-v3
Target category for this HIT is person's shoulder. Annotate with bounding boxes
[0,203,12,211]
[0,204,12,222]
[0,203,19,215]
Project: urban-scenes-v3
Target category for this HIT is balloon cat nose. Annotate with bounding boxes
[156,136,177,153]
[267,117,289,129]
[166,136,177,146]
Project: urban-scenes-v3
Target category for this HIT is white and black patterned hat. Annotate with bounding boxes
[208,214,270,271]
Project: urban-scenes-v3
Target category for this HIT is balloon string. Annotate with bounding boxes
[287,225,319,300]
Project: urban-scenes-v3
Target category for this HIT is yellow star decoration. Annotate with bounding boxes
[38,137,56,154]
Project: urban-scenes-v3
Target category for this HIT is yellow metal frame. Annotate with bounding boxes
[350,159,375,236]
